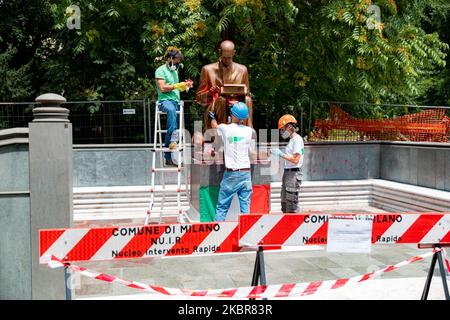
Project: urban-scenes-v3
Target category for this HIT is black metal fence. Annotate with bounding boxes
[1,99,449,143]
[145,99,204,145]
[0,102,35,130]
[0,99,205,144]
[68,100,146,144]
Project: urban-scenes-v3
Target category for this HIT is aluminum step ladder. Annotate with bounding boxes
[145,100,190,224]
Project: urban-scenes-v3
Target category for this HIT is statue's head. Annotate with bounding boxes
[219,40,235,68]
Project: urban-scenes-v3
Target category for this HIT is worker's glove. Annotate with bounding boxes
[271,148,284,158]
[173,82,188,92]
[208,111,217,121]
[185,79,194,92]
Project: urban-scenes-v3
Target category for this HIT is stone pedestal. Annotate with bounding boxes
[188,158,271,222]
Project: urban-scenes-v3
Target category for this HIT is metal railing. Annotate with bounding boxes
[67,100,147,144]
[2,99,450,144]
[0,99,204,144]
[0,102,35,130]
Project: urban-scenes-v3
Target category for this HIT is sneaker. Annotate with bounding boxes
[169,142,178,150]
[165,159,177,167]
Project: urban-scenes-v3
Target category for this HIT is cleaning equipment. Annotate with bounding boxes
[145,100,190,224]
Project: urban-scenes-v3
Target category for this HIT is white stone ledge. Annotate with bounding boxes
[0,127,29,146]
[73,179,450,221]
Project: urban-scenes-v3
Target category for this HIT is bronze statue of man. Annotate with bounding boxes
[196,40,253,129]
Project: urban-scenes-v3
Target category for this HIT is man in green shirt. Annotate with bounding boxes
[155,47,193,166]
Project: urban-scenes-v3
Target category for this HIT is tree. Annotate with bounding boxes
[0,46,32,101]
[0,0,54,101]
[418,0,450,106]
[1,0,449,131]
[315,0,448,104]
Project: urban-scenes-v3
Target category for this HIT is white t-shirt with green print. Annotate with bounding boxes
[284,134,304,169]
[217,123,254,170]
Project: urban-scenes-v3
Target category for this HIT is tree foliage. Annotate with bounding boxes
[418,0,450,106]
[1,0,449,128]
[0,0,54,101]
[0,46,32,101]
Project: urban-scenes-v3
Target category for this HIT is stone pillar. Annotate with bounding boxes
[29,94,73,299]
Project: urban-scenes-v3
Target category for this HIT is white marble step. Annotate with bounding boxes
[75,205,189,213]
[74,196,187,205]
[72,180,450,221]
[371,197,449,212]
[371,179,450,202]
[74,191,371,206]
[372,192,450,211]
[370,201,431,213]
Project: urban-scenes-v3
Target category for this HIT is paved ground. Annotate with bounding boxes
[72,242,447,300]
[79,277,447,300]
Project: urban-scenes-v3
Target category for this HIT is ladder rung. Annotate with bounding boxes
[157,111,181,114]
[147,209,185,213]
[148,189,186,194]
[151,147,183,152]
[152,167,181,172]
[148,102,187,225]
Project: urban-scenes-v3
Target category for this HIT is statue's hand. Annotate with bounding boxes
[209,85,220,95]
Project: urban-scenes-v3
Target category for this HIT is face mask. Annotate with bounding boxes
[281,130,291,139]
[169,56,181,71]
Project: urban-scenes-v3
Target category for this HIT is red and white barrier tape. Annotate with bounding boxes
[48,248,442,299]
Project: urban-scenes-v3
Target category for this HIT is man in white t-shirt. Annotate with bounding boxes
[209,102,256,221]
[271,114,305,213]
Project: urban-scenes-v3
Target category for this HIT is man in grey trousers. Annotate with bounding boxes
[271,114,305,213]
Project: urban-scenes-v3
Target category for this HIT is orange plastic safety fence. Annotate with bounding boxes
[311,105,450,142]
